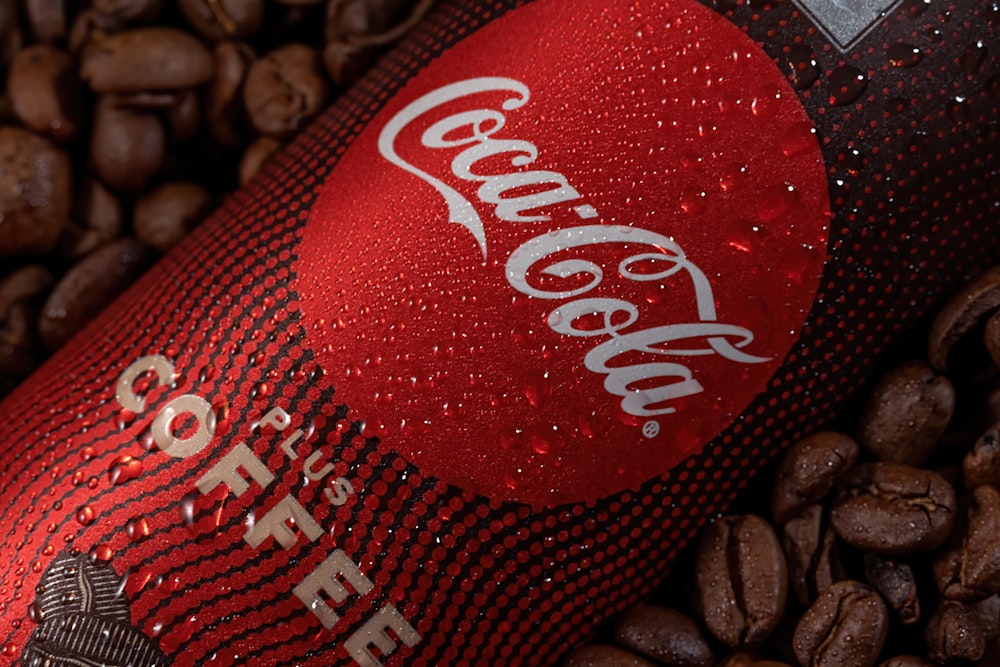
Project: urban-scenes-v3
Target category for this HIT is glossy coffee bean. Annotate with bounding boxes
[612,605,714,667]
[81,27,212,92]
[964,424,1000,489]
[924,600,986,664]
[772,431,859,524]
[856,360,954,466]
[781,504,844,606]
[7,44,85,142]
[134,181,214,253]
[928,264,1000,371]
[862,554,920,625]
[695,515,787,647]
[243,43,329,138]
[831,462,956,556]
[792,580,887,667]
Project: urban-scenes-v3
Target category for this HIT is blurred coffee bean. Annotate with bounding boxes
[772,431,859,524]
[986,310,1000,368]
[924,600,986,664]
[7,45,84,142]
[862,554,920,625]
[962,423,1000,489]
[831,462,956,556]
[962,484,1000,596]
[24,0,66,43]
[58,179,124,258]
[971,594,1000,641]
[92,0,164,24]
[928,265,1000,371]
[695,514,787,647]
[81,27,213,93]
[0,266,53,377]
[791,580,888,667]
[243,43,329,138]
[562,644,658,667]
[67,8,121,56]
[134,181,214,253]
[205,41,254,147]
[90,95,166,193]
[856,360,955,466]
[611,605,714,667]
[239,135,283,185]
[38,237,151,351]
[179,0,264,41]
[877,658,936,667]
[165,89,200,144]
[0,126,72,256]
[782,504,844,606]
[0,0,22,69]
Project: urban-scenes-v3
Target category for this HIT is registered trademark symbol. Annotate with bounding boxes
[642,421,660,438]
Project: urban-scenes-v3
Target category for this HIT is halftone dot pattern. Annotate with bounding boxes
[0,0,996,666]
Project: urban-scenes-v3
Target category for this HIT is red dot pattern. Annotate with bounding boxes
[0,0,996,666]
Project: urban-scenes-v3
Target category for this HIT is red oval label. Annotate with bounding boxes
[297,0,830,507]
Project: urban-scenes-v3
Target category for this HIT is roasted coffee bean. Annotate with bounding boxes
[772,431,859,524]
[81,27,213,93]
[243,43,330,138]
[962,484,1000,596]
[831,462,956,556]
[695,514,787,647]
[239,135,283,185]
[164,89,200,144]
[7,45,85,142]
[90,95,166,193]
[856,360,955,466]
[984,310,1000,370]
[791,580,887,667]
[0,266,53,377]
[67,8,121,56]
[924,600,986,664]
[562,644,658,667]
[782,504,844,606]
[862,554,920,625]
[39,238,151,350]
[0,126,72,256]
[179,0,264,41]
[58,179,124,258]
[205,41,254,147]
[877,657,936,667]
[25,0,66,42]
[134,181,214,253]
[965,423,1000,489]
[971,594,1000,641]
[929,264,1000,371]
[92,0,163,24]
[611,605,714,667]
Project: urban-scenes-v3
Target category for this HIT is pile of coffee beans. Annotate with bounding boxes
[565,267,1000,666]
[0,0,433,396]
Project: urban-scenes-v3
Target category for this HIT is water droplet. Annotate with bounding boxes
[89,544,113,562]
[888,43,922,67]
[80,447,96,462]
[1,643,16,657]
[75,506,96,526]
[838,148,865,176]
[781,122,817,156]
[827,66,867,106]
[786,45,819,89]
[679,188,707,215]
[126,517,151,543]
[86,477,99,490]
[961,41,988,74]
[755,183,799,223]
[108,455,143,485]
[115,409,136,431]
[946,96,971,124]
[138,425,155,451]
[523,371,552,409]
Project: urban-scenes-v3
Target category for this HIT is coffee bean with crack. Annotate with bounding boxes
[243,43,330,138]
[862,553,920,625]
[961,484,1000,596]
[782,504,845,606]
[924,600,986,664]
[856,360,955,466]
[792,580,888,667]
[695,514,787,647]
[772,431,860,524]
[830,462,956,556]
[928,264,1000,372]
[612,605,715,667]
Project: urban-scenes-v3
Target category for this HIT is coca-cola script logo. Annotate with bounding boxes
[297,0,830,507]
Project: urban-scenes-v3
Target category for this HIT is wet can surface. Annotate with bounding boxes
[0,0,998,665]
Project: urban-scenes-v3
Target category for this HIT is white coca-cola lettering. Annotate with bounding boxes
[507,225,769,416]
[379,78,772,419]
